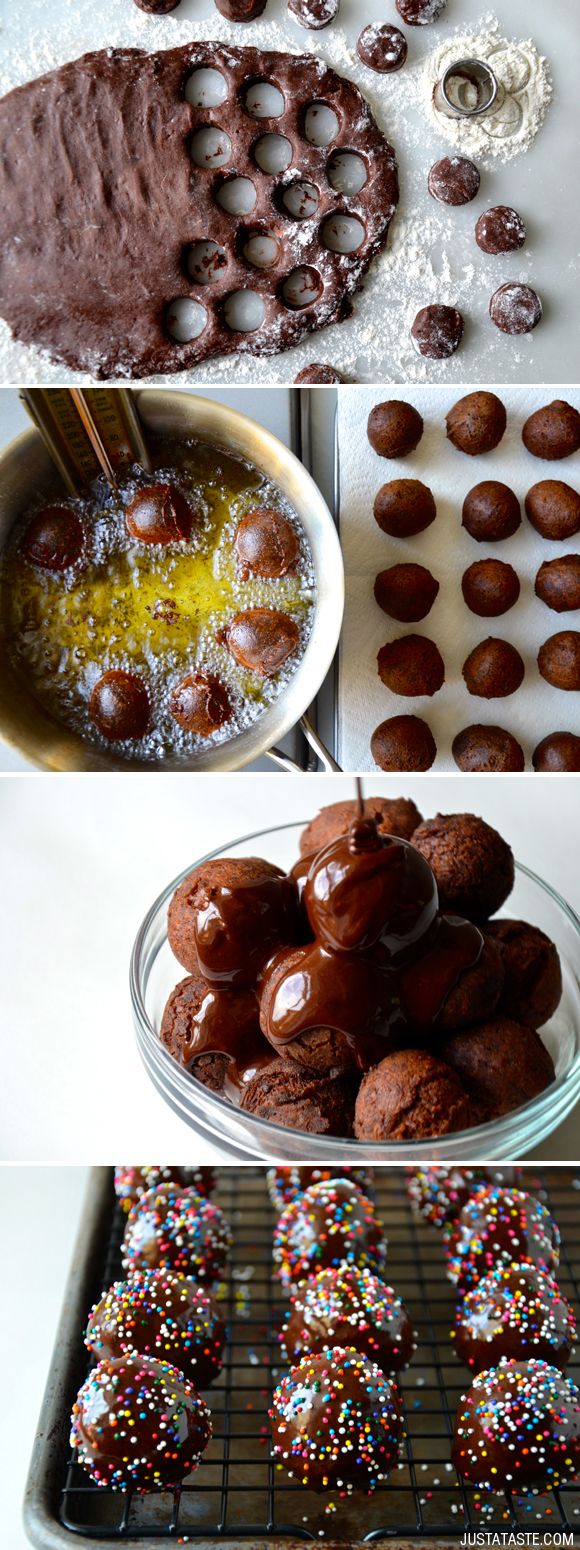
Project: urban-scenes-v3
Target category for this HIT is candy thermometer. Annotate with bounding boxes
[19,388,151,495]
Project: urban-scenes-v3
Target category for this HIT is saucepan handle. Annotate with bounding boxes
[265,712,342,773]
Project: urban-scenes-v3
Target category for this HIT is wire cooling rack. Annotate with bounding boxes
[43,1169,580,1544]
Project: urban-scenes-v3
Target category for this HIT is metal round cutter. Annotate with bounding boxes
[434,57,501,120]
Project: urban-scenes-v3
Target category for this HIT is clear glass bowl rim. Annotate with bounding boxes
[130,818,580,1160]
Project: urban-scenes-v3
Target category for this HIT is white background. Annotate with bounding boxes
[0,0,579,384]
[0,1166,89,1550]
[0,770,579,1163]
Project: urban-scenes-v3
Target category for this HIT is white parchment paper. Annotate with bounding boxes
[338,384,580,771]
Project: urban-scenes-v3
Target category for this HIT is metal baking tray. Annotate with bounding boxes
[24,1167,580,1549]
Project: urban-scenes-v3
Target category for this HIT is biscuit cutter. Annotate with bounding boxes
[434,58,501,119]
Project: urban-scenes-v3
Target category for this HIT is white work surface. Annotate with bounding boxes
[338,384,580,772]
[0,771,578,1163]
[0,386,295,772]
[0,1167,88,1550]
[0,0,578,385]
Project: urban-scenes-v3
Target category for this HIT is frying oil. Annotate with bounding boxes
[1,436,316,761]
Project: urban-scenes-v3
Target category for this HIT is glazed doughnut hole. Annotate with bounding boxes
[327,151,368,196]
[280,180,319,220]
[282,267,323,310]
[223,290,266,332]
[253,134,293,175]
[242,228,281,270]
[243,80,285,120]
[190,127,232,170]
[303,102,340,148]
[216,176,257,215]
[186,240,227,286]
[165,297,208,342]
[321,213,366,254]
[185,68,228,110]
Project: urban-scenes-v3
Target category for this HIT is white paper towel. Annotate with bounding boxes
[338,385,580,773]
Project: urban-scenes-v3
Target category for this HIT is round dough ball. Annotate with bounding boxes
[240,1058,356,1135]
[535,556,580,613]
[412,811,514,923]
[533,732,580,772]
[367,400,424,458]
[440,1020,555,1123]
[273,1178,387,1288]
[126,483,195,543]
[490,282,542,335]
[453,1264,576,1375]
[20,505,84,572]
[533,728,580,771]
[86,1270,226,1387]
[357,24,408,73]
[452,725,525,772]
[487,918,562,1030]
[89,670,150,741]
[374,479,436,538]
[462,559,520,617]
[462,481,521,543]
[355,1049,471,1142]
[374,563,439,622]
[215,0,267,16]
[475,206,526,254]
[299,795,422,856]
[282,1264,415,1371]
[288,0,339,30]
[446,391,507,456]
[523,400,580,460]
[294,363,343,383]
[169,672,232,736]
[70,1354,211,1488]
[396,0,447,22]
[377,634,445,697]
[134,0,181,11]
[411,304,464,359]
[270,1347,403,1493]
[538,631,580,690]
[525,481,580,541]
[225,608,299,676]
[371,715,436,771]
[462,638,525,699]
[428,156,480,206]
[453,1359,580,1493]
[234,507,300,579]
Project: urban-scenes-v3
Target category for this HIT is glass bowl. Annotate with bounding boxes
[130,820,580,1162]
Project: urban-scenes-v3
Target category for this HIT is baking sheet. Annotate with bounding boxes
[0,0,579,386]
[338,384,580,772]
[23,1166,580,1549]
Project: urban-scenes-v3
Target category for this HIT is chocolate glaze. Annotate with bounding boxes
[397,914,483,1033]
[70,1354,212,1490]
[304,820,438,955]
[165,806,511,1097]
[260,939,402,1070]
[182,859,299,988]
[160,973,269,1095]
[270,1346,403,1494]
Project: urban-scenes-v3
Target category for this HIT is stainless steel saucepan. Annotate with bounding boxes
[0,389,344,772]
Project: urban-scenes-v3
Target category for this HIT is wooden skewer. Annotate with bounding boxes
[355,775,364,816]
